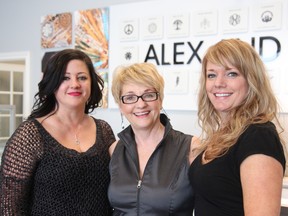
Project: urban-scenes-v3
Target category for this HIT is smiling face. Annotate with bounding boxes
[205,61,249,120]
[119,82,162,130]
[55,59,91,110]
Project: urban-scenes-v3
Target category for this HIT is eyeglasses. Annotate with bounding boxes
[121,92,159,104]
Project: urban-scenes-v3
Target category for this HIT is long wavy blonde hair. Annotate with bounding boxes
[198,39,283,161]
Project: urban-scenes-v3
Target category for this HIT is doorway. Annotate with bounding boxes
[0,51,30,159]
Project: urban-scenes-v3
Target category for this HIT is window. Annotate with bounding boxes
[0,63,25,153]
[0,105,16,159]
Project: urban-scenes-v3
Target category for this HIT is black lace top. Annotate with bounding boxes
[0,117,115,216]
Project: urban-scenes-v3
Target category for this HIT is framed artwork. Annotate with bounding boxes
[119,18,139,41]
[252,2,282,31]
[167,14,190,38]
[192,10,218,36]
[74,8,109,70]
[222,8,249,34]
[41,12,72,49]
[142,16,163,40]
[74,8,110,108]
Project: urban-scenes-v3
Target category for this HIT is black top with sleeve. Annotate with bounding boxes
[0,117,116,216]
[108,114,194,216]
[189,122,286,216]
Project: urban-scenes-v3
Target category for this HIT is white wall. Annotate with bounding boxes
[0,0,203,137]
[0,0,286,144]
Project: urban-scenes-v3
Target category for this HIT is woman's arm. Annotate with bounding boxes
[109,140,119,156]
[0,120,42,215]
[241,154,284,216]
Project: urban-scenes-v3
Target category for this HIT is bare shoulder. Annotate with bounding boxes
[191,136,201,149]
[109,140,119,156]
[189,136,201,164]
[35,117,45,124]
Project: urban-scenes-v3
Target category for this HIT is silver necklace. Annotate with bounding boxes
[72,116,86,145]
[74,133,80,145]
[56,114,85,145]
[73,124,83,145]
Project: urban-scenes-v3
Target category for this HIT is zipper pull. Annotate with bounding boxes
[137,180,142,189]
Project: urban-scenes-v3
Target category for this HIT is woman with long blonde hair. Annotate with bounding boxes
[189,39,286,216]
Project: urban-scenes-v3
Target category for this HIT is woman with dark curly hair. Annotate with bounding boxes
[0,49,115,215]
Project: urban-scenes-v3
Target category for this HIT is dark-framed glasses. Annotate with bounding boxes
[121,92,159,104]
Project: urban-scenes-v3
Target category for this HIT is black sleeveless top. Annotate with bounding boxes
[108,114,194,215]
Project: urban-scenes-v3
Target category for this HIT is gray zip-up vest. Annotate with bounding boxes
[108,114,194,216]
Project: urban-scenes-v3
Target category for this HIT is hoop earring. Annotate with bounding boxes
[121,113,125,129]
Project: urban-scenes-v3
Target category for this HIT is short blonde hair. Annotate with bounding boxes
[111,62,164,104]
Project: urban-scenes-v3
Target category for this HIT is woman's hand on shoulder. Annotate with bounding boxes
[109,140,119,156]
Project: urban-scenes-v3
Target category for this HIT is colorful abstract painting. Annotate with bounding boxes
[75,8,109,108]
[74,8,109,70]
[41,12,72,48]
